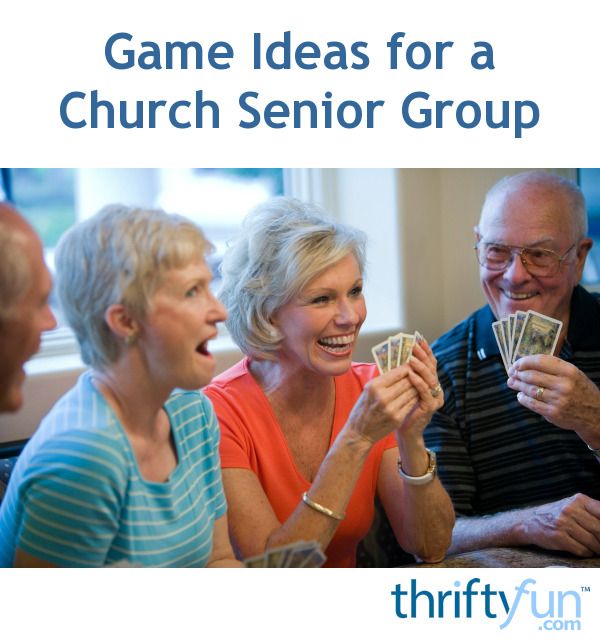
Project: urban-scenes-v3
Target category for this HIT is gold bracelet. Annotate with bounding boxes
[302,492,345,521]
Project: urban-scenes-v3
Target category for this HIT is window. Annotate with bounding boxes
[579,168,600,290]
[3,168,284,360]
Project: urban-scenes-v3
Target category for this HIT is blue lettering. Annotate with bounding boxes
[387,33,453,69]
[105,32,134,70]
[295,41,320,69]
[239,91,261,128]
[60,91,86,128]
[402,91,432,128]
[169,100,191,128]
[138,41,162,70]
[238,91,382,129]
[456,101,481,129]
[90,90,114,128]
[350,42,369,69]
[515,101,539,139]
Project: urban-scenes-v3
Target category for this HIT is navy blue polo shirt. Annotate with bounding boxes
[425,285,600,516]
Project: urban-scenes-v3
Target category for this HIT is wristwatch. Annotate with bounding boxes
[397,448,437,485]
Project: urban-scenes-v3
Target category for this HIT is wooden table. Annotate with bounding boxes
[408,547,600,568]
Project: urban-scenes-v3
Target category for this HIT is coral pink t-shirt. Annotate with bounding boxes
[204,359,396,567]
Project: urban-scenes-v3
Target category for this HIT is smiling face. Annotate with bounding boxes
[477,181,590,326]
[137,258,227,392]
[271,253,366,377]
[0,217,56,412]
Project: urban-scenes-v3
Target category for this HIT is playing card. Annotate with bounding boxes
[296,546,327,568]
[265,547,289,567]
[501,317,512,364]
[243,552,267,568]
[492,320,509,372]
[388,333,404,369]
[507,314,515,362]
[372,330,423,375]
[513,310,562,360]
[511,310,527,364]
[243,540,326,568]
[284,541,324,568]
[398,333,416,365]
[371,338,390,374]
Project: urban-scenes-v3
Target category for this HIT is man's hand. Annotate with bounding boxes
[507,355,600,448]
[517,494,600,557]
[450,494,600,557]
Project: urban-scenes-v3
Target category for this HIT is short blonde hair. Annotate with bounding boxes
[220,197,366,359]
[55,204,212,368]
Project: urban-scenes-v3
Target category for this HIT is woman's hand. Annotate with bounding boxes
[396,337,444,440]
[344,364,420,446]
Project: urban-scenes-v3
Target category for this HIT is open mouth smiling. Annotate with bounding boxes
[317,333,355,354]
[501,289,538,300]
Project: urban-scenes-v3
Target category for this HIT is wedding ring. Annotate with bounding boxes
[430,383,443,398]
[535,386,545,401]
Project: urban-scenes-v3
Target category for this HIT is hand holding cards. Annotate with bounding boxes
[371,331,422,374]
[493,309,562,372]
[243,540,326,568]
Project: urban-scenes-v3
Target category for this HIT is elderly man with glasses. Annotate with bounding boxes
[424,170,600,558]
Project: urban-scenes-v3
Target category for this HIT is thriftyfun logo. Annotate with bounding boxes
[391,578,583,631]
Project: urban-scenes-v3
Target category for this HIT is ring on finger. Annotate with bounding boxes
[430,383,443,398]
[534,386,545,401]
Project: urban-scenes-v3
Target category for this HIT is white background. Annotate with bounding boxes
[0,0,599,167]
[1,1,599,638]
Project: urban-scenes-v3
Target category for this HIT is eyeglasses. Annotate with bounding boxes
[474,241,576,277]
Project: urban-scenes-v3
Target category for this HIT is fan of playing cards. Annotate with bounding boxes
[371,331,423,374]
[492,310,563,373]
[243,540,326,568]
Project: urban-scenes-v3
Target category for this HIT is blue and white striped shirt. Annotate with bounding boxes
[0,371,226,567]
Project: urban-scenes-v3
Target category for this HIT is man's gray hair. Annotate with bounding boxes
[0,212,32,322]
[55,204,212,369]
[481,171,588,239]
[220,197,366,359]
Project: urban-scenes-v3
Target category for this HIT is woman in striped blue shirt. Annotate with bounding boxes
[0,205,241,567]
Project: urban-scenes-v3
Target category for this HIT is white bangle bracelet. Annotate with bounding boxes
[302,492,345,521]
[397,448,437,486]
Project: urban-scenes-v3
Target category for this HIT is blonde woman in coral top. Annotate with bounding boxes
[205,198,454,567]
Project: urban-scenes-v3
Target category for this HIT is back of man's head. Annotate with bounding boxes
[0,202,56,414]
[0,202,34,322]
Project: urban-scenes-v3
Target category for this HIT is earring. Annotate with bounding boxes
[124,332,138,346]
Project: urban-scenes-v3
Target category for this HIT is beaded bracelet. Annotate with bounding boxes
[302,492,345,521]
